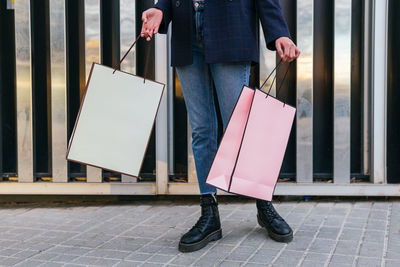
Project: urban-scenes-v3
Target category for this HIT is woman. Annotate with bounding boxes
[141,0,300,253]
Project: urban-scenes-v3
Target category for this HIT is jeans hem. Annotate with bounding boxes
[200,191,217,195]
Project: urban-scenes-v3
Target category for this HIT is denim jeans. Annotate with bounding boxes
[176,1,251,195]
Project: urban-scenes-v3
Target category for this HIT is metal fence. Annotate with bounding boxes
[0,0,399,196]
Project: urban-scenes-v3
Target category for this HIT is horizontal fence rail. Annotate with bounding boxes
[0,0,398,196]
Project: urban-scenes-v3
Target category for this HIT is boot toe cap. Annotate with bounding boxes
[180,229,202,244]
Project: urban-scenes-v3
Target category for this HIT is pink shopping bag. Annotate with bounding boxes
[206,62,296,201]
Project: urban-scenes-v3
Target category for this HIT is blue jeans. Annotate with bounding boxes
[175,1,251,195]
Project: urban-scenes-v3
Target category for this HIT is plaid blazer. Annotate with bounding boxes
[153,0,290,67]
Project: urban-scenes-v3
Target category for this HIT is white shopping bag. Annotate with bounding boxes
[66,36,165,177]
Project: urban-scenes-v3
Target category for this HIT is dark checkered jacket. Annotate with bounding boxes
[154,0,290,67]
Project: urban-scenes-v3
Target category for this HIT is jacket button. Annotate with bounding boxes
[176,1,180,7]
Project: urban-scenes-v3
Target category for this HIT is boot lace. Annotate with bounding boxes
[259,202,283,222]
[190,203,215,231]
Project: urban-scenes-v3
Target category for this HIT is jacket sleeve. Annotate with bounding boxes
[153,0,172,34]
[256,0,291,51]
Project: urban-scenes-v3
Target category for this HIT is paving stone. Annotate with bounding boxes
[334,240,359,255]
[0,240,19,248]
[358,242,383,258]
[0,257,26,266]
[303,216,325,226]
[329,254,355,264]
[330,207,350,216]
[348,209,370,219]
[38,262,64,267]
[385,259,400,267]
[85,249,130,260]
[303,252,329,263]
[355,257,381,267]
[14,259,45,267]
[12,249,40,259]
[366,220,387,231]
[344,218,367,229]
[219,260,243,267]
[193,257,222,266]
[248,249,279,264]
[49,253,80,263]
[369,210,388,220]
[114,260,143,267]
[225,251,252,262]
[71,256,105,265]
[300,260,324,267]
[137,245,164,254]
[363,230,385,243]
[30,252,60,261]
[201,251,230,261]
[243,263,266,267]
[125,252,153,262]
[285,237,313,251]
[153,246,180,256]
[240,231,267,247]
[260,238,286,251]
[98,238,145,251]
[308,239,336,254]
[298,225,320,232]
[272,250,304,267]
[170,254,197,266]
[317,227,341,240]
[386,248,400,260]
[146,254,175,264]
[328,263,352,267]
[339,228,363,241]
[232,246,257,255]
[293,230,315,238]
[0,248,23,257]
[323,216,346,227]
[354,202,372,209]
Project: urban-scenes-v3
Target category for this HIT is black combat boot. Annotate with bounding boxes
[256,200,293,243]
[179,194,222,252]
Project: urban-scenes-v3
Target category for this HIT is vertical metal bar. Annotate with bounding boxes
[168,32,175,177]
[119,0,137,183]
[15,0,34,182]
[84,0,103,183]
[333,0,352,183]
[296,0,314,183]
[362,0,372,176]
[50,0,68,182]
[371,0,388,184]
[259,25,276,95]
[155,30,169,194]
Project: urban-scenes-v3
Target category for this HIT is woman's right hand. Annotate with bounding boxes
[141,8,163,41]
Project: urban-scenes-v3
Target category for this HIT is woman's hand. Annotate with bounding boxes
[141,8,163,41]
[275,37,300,62]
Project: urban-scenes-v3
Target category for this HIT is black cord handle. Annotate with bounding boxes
[260,59,283,91]
[261,59,294,107]
[112,34,151,83]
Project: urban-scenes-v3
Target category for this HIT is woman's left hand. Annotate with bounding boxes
[275,37,300,62]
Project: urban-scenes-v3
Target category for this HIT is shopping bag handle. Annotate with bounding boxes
[112,35,151,83]
[260,59,295,107]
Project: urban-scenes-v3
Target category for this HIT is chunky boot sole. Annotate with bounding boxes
[178,229,222,253]
[257,215,293,243]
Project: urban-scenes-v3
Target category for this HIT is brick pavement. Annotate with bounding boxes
[0,199,399,267]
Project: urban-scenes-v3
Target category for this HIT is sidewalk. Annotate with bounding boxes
[0,199,399,267]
